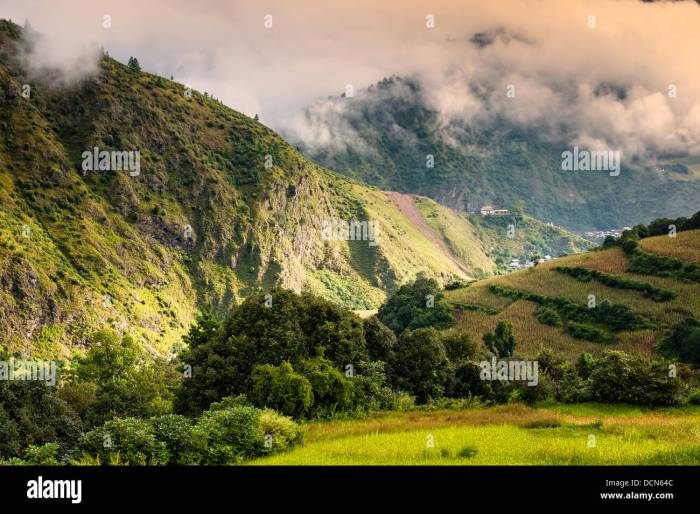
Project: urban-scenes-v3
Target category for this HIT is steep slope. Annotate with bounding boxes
[384,192,472,275]
[0,20,589,355]
[286,76,700,233]
[0,22,443,353]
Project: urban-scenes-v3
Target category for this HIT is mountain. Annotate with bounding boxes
[0,20,587,354]
[285,76,700,233]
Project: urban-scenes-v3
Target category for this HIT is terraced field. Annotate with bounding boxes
[639,230,700,264]
[444,230,700,360]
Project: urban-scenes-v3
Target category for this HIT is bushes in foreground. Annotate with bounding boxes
[535,349,688,406]
[76,396,303,465]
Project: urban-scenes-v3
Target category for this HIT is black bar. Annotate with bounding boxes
[0,466,696,508]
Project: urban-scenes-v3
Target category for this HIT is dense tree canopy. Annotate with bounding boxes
[377,276,455,335]
[176,289,370,415]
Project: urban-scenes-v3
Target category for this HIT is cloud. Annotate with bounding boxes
[16,21,101,86]
[3,0,700,159]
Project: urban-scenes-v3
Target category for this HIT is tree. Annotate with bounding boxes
[363,316,396,363]
[377,276,455,335]
[298,357,355,415]
[79,417,168,465]
[0,380,82,460]
[390,328,450,402]
[514,199,525,216]
[250,362,313,418]
[74,331,176,426]
[149,414,205,465]
[483,320,516,357]
[657,318,700,367]
[176,289,369,415]
[441,332,479,363]
[127,56,141,71]
[588,351,684,406]
[182,309,220,350]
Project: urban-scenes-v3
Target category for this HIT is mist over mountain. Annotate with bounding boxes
[284,75,700,232]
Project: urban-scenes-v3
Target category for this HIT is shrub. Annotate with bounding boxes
[535,306,561,327]
[298,357,355,416]
[258,409,305,453]
[250,362,313,418]
[442,332,479,363]
[516,373,555,404]
[3,443,63,466]
[194,404,262,464]
[555,266,676,302]
[149,414,205,465]
[449,360,494,399]
[556,368,592,403]
[457,445,478,458]
[685,389,700,405]
[575,352,596,379]
[657,318,700,367]
[588,351,685,406]
[567,322,611,344]
[488,285,654,332]
[193,398,302,464]
[79,417,169,465]
[363,316,396,363]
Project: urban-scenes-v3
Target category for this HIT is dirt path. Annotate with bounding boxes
[384,191,472,276]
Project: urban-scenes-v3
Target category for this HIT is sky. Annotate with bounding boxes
[4,0,700,158]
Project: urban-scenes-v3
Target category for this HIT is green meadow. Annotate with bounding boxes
[250,403,700,465]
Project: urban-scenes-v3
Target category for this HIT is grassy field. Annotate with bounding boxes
[249,403,700,465]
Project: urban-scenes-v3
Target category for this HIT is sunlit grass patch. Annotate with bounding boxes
[248,403,700,466]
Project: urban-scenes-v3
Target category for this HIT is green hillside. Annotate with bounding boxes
[0,20,586,354]
[445,228,700,361]
[288,76,700,233]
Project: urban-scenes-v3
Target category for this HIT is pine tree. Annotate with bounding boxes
[127,57,141,72]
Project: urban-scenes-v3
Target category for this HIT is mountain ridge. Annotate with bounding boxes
[0,20,588,354]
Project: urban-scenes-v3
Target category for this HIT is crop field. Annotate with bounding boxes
[639,230,700,264]
[249,403,700,465]
[453,299,613,359]
[444,237,700,359]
